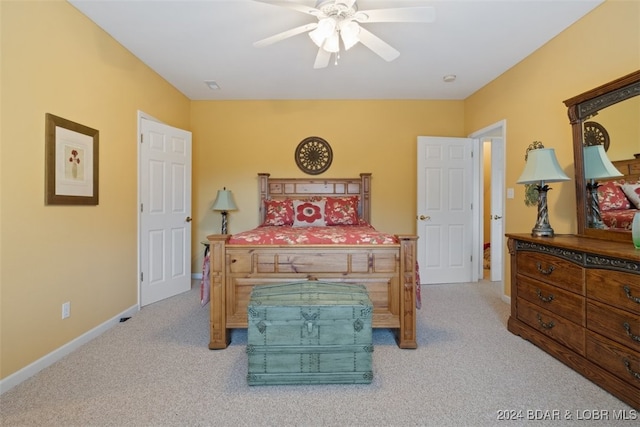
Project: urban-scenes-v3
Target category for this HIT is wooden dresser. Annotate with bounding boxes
[506,234,640,409]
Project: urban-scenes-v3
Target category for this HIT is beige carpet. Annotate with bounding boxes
[0,280,633,427]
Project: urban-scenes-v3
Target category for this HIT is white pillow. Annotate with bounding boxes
[621,183,640,209]
[292,200,326,227]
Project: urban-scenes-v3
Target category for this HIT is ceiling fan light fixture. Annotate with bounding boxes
[324,31,340,53]
[340,21,360,50]
[309,17,336,47]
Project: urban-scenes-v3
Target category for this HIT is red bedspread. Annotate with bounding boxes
[228,223,399,245]
[205,223,421,309]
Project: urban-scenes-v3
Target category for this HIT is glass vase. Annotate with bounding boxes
[633,212,640,249]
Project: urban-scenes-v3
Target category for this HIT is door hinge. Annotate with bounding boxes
[140,133,144,143]
[471,255,473,262]
[140,272,143,282]
[140,203,143,213]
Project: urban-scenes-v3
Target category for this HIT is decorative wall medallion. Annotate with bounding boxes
[295,136,332,175]
[583,121,610,151]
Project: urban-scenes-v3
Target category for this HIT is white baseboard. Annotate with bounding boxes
[0,304,139,395]
[192,273,203,280]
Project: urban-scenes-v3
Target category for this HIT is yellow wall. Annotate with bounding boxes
[191,100,464,242]
[464,0,639,294]
[0,1,190,378]
[1,0,638,384]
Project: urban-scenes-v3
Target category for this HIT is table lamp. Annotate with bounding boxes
[211,187,237,234]
[583,145,622,229]
[516,148,570,237]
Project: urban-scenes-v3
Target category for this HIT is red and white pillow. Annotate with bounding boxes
[598,181,631,211]
[325,196,359,225]
[293,200,326,227]
[262,199,294,226]
[263,195,361,226]
[621,183,640,209]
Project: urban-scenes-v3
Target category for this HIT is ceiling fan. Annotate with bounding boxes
[253,0,436,69]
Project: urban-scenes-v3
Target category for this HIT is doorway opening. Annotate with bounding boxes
[470,120,506,284]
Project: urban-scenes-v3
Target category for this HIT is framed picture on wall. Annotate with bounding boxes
[45,113,99,205]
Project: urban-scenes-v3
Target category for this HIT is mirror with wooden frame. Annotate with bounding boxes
[564,70,640,243]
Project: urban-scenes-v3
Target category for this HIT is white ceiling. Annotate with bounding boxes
[68,0,604,100]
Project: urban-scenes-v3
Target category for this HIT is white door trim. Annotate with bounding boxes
[469,120,507,284]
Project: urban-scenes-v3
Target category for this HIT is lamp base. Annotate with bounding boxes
[587,180,606,229]
[531,183,555,238]
[531,225,555,238]
[220,211,228,235]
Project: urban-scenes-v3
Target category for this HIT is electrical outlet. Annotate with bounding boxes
[62,301,70,319]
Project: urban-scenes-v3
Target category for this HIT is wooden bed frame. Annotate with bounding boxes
[206,173,418,349]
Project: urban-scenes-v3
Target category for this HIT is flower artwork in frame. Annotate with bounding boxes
[45,113,99,205]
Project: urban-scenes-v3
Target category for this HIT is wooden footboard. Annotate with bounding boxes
[206,234,418,350]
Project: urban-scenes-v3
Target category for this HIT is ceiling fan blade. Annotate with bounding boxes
[253,23,318,47]
[313,48,331,69]
[355,7,436,23]
[357,27,400,62]
[253,0,323,17]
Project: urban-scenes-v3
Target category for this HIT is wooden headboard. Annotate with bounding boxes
[258,173,371,224]
[612,157,640,182]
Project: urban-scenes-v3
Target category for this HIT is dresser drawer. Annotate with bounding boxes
[517,298,585,355]
[517,274,584,325]
[586,269,640,315]
[516,252,584,294]
[587,300,640,353]
[586,331,640,391]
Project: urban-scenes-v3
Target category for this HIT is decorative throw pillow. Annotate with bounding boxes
[325,196,359,225]
[293,200,326,227]
[621,183,640,209]
[598,181,631,211]
[262,199,294,226]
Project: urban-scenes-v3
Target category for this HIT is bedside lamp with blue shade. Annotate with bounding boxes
[211,188,237,234]
[517,148,570,237]
[584,145,623,229]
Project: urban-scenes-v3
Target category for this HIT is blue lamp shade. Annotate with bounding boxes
[516,148,570,184]
[211,188,237,212]
[584,145,623,180]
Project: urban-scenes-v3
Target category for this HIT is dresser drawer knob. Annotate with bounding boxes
[536,313,555,330]
[536,262,555,275]
[623,285,640,304]
[535,289,554,303]
[623,359,640,380]
[623,322,640,343]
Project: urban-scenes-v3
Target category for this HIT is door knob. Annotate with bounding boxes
[419,215,431,221]
[185,216,192,222]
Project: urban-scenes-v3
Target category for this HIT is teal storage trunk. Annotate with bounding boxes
[247,281,373,385]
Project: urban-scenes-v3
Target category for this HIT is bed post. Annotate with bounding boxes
[258,173,270,225]
[397,234,418,349]
[359,173,371,223]
[207,234,231,349]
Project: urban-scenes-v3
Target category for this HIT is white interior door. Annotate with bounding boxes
[490,137,504,281]
[417,136,474,284]
[139,117,192,306]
